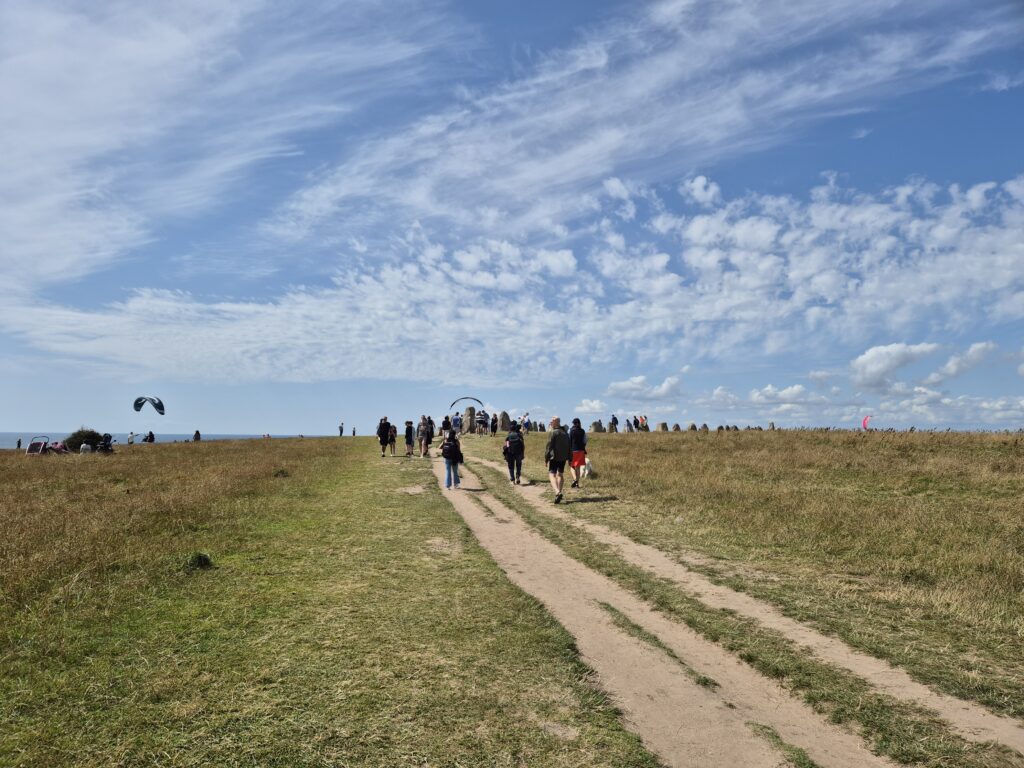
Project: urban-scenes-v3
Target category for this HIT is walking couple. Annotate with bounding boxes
[543,417,588,504]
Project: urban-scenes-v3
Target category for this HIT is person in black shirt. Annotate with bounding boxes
[503,422,525,484]
[376,417,391,457]
[568,418,588,488]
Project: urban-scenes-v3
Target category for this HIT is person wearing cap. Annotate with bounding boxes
[544,417,571,503]
[568,418,588,488]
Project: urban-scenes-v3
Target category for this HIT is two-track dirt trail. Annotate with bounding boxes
[431,458,896,768]
[470,456,1024,757]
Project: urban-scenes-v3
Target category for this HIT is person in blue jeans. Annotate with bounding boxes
[440,430,463,489]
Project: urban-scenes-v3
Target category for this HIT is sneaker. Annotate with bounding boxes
[554,493,562,504]
[570,480,579,488]
[515,478,521,485]
[455,485,461,490]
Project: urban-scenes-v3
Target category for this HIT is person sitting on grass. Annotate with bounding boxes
[440,430,463,490]
[544,417,571,503]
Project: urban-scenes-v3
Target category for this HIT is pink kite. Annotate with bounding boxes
[861,415,872,431]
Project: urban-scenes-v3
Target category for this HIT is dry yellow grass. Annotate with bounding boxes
[0,439,312,610]
[467,429,1024,716]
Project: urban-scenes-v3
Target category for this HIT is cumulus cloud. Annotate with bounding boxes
[575,399,607,414]
[923,341,996,385]
[749,384,816,404]
[680,175,722,207]
[850,343,941,392]
[606,375,681,401]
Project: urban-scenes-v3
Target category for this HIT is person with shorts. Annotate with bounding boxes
[388,423,397,456]
[544,417,571,503]
[376,417,392,457]
[568,417,587,489]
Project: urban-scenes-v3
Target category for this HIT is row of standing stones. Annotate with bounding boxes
[592,420,779,434]
[457,406,778,436]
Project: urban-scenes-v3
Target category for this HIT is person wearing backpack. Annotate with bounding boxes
[568,417,588,488]
[404,420,415,457]
[544,417,571,503]
[503,421,526,484]
[377,417,392,457]
[441,430,463,490]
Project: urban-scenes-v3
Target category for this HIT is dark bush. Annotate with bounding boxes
[65,427,103,452]
[184,551,214,572]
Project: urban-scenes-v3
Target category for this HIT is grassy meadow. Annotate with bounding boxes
[464,429,1024,719]
[0,439,660,767]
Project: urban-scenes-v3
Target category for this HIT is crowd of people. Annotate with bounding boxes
[373,413,590,504]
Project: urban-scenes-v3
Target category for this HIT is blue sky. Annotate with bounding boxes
[2,0,1023,435]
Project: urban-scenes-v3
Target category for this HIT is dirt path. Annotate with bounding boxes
[472,457,1024,756]
[433,459,895,768]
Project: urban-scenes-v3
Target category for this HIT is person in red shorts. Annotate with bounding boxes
[568,417,588,489]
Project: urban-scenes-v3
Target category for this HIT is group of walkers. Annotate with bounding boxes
[611,414,650,433]
[374,412,590,505]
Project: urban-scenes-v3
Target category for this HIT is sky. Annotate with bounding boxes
[2,0,1023,435]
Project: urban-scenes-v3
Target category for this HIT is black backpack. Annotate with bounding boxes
[441,439,457,460]
[505,431,524,455]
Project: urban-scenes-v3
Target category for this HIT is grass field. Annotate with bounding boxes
[0,439,660,767]
[463,429,1024,720]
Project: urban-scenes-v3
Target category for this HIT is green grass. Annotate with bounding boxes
[462,430,1024,719]
[1,439,662,767]
[470,459,1024,768]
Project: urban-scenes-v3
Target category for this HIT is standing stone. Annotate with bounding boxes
[672,424,681,431]
[608,422,618,433]
[699,423,709,434]
[538,422,546,433]
[656,422,669,432]
[688,423,697,431]
[590,420,606,433]
[716,425,724,433]
[463,406,476,434]
[499,411,511,432]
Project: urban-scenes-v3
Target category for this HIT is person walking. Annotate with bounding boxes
[427,416,436,447]
[633,415,640,432]
[417,416,431,457]
[490,413,498,437]
[339,422,344,437]
[441,415,452,435]
[377,417,392,457]
[404,420,415,457]
[475,409,488,435]
[503,421,525,484]
[568,418,588,488]
[441,429,463,490]
[544,417,571,503]
[522,413,531,434]
[16,438,21,451]
[388,423,397,456]
[193,430,201,442]
[609,414,618,432]
[452,412,463,433]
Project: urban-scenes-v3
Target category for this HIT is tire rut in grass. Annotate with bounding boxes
[470,457,1024,759]
[434,459,894,768]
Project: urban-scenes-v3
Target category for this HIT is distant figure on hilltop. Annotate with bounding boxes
[388,423,397,456]
[452,412,463,433]
[193,430,201,442]
[609,414,618,431]
[16,438,21,450]
[417,416,431,457]
[545,417,571,504]
[339,422,344,437]
[522,413,531,434]
[475,409,488,434]
[490,413,498,437]
[377,417,392,458]
[146,431,155,443]
[352,427,356,437]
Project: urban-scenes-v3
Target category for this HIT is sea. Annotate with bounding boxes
[0,432,331,450]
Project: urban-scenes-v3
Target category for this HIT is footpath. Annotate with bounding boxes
[432,458,903,768]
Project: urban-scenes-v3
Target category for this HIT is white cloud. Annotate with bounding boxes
[680,175,722,207]
[923,341,996,385]
[851,343,941,392]
[536,248,578,277]
[575,399,608,414]
[851,127,873,139]
[981,71,1024,92]
[606,375,681,401]
[749,384,814,404]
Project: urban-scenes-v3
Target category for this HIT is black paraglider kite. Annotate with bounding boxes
[134,396,165,416]
[449,396,484,411]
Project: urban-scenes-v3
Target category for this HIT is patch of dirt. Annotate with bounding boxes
[472,457,1024,756]
[398,485,425,495]
[435,459,893,768]
[425,537,462,556]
